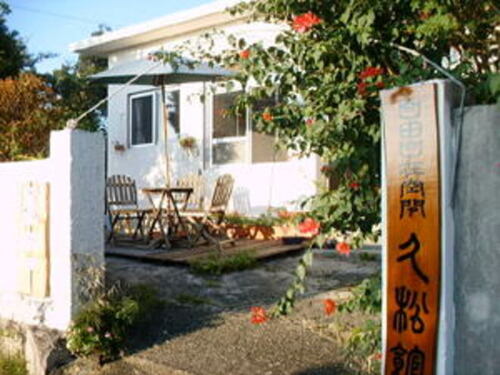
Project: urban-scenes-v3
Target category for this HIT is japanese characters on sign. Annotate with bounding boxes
[17,181,50,298]
[382,84,441,375]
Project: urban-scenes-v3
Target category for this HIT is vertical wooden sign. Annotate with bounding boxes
[381,83,441,375]
[17,182,50,298]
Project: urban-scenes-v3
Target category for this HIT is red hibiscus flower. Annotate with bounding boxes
[357,82,368,96]
[292,12,322,33]
[336,241,351,256]
[239,49,250,59]
[323,298,337,316]
[359,66,384,80]
[298,218,320,235]
[262,112,273,122]
[250,306,267,324]
[349,182,361,190]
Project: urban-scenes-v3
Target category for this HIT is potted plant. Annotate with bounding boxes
[113,141,126,152]
[179,136,197,151]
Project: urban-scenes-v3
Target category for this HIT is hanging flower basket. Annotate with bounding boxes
[179,136,197,151]
[113,142,126,152]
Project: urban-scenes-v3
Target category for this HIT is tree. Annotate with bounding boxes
[0,73,62,161]
[45,24,110,131]
[163,0,498,315]
[46,54,108,131]
[176,0,498,248]
[0,20,109,160]
[0,1,31,78]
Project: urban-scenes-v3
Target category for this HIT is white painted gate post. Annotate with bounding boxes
[48,129,105,330]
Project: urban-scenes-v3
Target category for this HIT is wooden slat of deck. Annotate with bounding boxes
[153,238,258,261]
[166,239,279,262]
[106,239,305,265]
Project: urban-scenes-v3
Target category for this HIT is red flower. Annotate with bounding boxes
[292,12,322,33]
[305,118,315,127]
[323,298,337,316]
[359,66,384,80]
[250,306,267,324]
[349,182,361,190]
[375,81,385,89]
[336,242,351,256]
[357,82,368,96]
[239,49,250,59]
[262,112,273,122]
[298,218,320,235]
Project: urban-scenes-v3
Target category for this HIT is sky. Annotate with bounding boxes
[6,0,215,73]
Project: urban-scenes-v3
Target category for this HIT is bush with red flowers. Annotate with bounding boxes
[162,0,496,251]
[162,0,497,321]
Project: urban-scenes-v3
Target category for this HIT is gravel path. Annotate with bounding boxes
[55,249,380,375]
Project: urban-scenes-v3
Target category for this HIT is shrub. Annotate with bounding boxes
[342,319,382,375]
[336,274,382,374]
[339,274,382,315]
[66,284,162,364]
[0,353,27,375]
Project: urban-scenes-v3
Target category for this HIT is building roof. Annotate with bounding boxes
[70,0,248,56]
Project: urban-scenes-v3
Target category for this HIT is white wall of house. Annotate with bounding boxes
[102,17,320,215]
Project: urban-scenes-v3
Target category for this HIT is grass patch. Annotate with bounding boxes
[174,293,213,305]
[189,251,258,275]
[0,353,27,375]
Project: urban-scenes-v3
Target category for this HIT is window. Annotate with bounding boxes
[250,95,288,163]
[165,89,180,134]
[212,92,247,165]
[129,91,156,146]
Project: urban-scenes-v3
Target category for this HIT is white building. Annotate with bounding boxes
[70,0,322,215]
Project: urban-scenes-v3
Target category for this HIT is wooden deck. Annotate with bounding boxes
[106,239,306,265]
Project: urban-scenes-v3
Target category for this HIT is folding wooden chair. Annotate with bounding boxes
[180,174,235,250]
[175,173,205,210]
[106,175,152,243]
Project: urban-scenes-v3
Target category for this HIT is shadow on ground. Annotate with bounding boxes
[55,249,380,374]
[293,364,355,375]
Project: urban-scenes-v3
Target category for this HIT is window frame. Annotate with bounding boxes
[128,90,157,147]
[164,87,181,136]
[209,90,251,167]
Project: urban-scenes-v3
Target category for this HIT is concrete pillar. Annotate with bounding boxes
[453,105,500,374]
[46,129,105,330]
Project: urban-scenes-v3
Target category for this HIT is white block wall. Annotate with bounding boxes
[0,129,105,331]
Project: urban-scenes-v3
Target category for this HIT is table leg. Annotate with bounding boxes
[145,191,171,249]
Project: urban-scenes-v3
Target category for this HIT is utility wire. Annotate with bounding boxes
[10,4,111,26]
